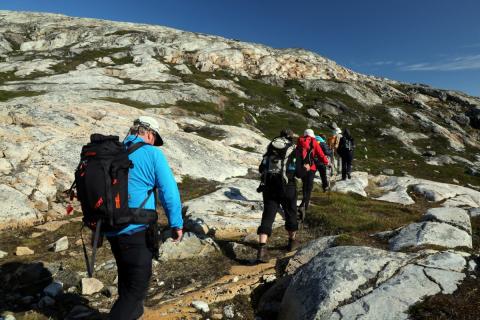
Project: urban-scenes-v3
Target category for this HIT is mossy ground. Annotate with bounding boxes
[409,265,480,320]
[0,90,43,101]
[52,48,127,74]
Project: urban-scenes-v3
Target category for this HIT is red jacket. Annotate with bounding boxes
[297,136,329,171]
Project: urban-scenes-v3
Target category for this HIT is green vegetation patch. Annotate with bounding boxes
[110,55,134,65]
[256,111,309,139]
[99,97,168,109]
[177,175,220,202]
[182,125,227,141]
[108,30,144,36]
[306,191,429,236]
[52,47,127,74]
[0,90,43,102]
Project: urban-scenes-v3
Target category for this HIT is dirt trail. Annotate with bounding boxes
[144,260,277,319]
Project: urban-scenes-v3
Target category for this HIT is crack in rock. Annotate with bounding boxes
[422,267,444,292]
[424,216,471,235]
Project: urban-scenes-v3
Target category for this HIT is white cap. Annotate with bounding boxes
[134,116,164,146]
[304,129,315,138]
[334,127,342,135]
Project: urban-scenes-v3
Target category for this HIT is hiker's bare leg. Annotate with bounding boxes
[259,233,268,244]
[288,231,296,239]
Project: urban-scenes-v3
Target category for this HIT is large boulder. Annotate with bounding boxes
[423,207,471,234]
[279,246,412,320]
[370,175,480,207]
[280,246,469,320]
[0,184,38,228]
[331,171,369,197]
[158,232,219,261]
[389,222,472,251]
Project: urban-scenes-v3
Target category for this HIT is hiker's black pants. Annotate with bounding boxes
[317,164,329,189]
[108,230,152,320]
[341,153,353,180]
[257,184,298,236]
[300,170,316,211]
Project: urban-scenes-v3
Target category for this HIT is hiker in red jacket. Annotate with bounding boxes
[297,129,329,219]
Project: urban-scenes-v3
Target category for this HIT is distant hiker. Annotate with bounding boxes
[315,134,333,192]
[297,129,329,218]
[327,127,342,175]
[256,129,302,262]
[72,116,183,320]
[338,128,355,180]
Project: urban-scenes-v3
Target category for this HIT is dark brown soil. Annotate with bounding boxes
[409,266,480,320]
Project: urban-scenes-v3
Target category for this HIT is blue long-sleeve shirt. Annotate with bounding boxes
[105,135,183,236]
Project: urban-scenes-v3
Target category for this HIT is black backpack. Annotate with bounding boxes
[69,134,157,276]
[257,137,301,192]
[264,137,291,175]
[344,138,353,151]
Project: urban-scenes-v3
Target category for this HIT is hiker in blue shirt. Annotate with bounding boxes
[107,116,183,320]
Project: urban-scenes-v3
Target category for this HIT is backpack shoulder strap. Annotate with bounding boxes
[127,142,148,155]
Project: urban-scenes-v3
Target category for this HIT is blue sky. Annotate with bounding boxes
[1,0,479,96]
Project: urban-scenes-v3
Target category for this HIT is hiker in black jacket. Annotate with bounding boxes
[337,128,355,180]
[315,135,333,191]
[256,129,302,262]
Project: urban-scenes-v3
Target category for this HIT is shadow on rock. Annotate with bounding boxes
[0,261,104,319]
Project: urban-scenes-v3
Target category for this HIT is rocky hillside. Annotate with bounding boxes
[0,10,479,320]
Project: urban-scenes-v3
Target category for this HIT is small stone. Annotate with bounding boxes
[468,260,477,272]
[49,236,69,252]
[31,232,43,238]
[15,246,34,256]
[2,314,16,320]
[191,300,210,313]
[242,233,258,244]
[211,313,223,320]
[104,286,118,297]
[38,296,55,308]
[383,169,394,175]
[292,100,303,109]
[81,278,104,295]
[452,178,459,184]
[0,250,7,258]
[232,276,239,283]
[224,305,235,319]
[307,108,320,117]
[262,274,276,283]
[43,281,63,297]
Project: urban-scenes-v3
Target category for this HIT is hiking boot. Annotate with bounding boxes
[287,238,300,252]
[257,246,269,263]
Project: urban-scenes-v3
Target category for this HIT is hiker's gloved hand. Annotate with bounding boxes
[172,228,183,242]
